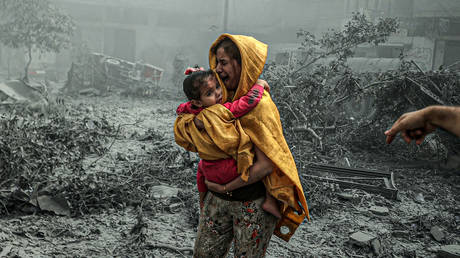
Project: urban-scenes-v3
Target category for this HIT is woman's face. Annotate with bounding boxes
[215,47,241,91]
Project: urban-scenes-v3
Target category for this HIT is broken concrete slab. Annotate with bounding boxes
[415,192,425,203]
[0,80,44,102]
[151,185,179,199]
[349,231,376,247]
[438,245,460,258]
[337,192,356,201]
[0,80,49,114]
[392,230,410,238]
[371,239,381,255]
[431,226,445,242]
[79,88,101,96]
[369,206,389,216]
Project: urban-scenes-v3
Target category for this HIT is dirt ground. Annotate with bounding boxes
[0,92,459,258]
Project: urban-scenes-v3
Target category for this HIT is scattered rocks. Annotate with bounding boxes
[371,239,381,255]
[431,226,445,242]
[151,185,179,199]
[438,245,460,258]
[369,206,389,216]
[349,231,376,247]
[79,88,101,96]
[337,192,355,201]
[392,230,409,238]
[414,192,425,203]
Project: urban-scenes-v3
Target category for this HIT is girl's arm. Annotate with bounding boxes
[205,146,273,193]
[222,84,264,118]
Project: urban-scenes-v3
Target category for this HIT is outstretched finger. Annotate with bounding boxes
[401,131,413,144]
[385,134,395,144]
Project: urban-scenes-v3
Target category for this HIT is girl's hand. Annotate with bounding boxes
[194,117,204,130]
[204,179,225,193]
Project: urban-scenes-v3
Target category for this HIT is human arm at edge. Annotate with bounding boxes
[385,105,460,144]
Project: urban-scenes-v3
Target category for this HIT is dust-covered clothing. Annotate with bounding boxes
[193,192,278,258]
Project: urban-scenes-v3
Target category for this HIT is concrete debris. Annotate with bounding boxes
[150,185,179,199]
[371,239,381,255]
[369,206,389,216]
[392,230,410,238]
[430,226,445,242]
[349,231,376,247]
[79,88,101,96]
[337,192,355,201]
[438,245,460,258]
[415,192,425,203]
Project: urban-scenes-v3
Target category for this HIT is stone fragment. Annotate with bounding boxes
[415,192,425,203]
[349,231,376,247]
[337,192,355,201]
[369,206,389,216]
[438,245,460,258]
[392,230,409,238]
[371,239,381,255]
[431,226,445,242]
[151,185,179,199]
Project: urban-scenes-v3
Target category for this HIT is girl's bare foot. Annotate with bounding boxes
[262,194,281,219]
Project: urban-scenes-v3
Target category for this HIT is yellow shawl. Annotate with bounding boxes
[174,103,254,181]
[174,34,309,241]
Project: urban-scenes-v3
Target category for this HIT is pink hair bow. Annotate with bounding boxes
[184,67,205,75]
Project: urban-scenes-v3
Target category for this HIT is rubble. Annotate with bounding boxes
[371,239,382,255]
[349,231,376,247]
[430,226,445,242]
[64,53,164,97]
[438,245,460,258]
[306,163,398,200]
[369,206,389,216]
[151,185,180,199]
[0,80,48,113]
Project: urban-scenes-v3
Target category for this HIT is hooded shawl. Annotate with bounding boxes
[174,34,309,241]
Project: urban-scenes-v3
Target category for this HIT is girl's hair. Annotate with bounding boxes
[183,69,214,101]
[212,38,241,65]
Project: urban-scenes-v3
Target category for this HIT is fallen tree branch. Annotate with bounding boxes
[406,77,445,105]
[280,101,300,122]
[145,243,193,255]
[293,125,323,150]
[410,60,442,94]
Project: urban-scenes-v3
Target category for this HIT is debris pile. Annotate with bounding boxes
[64,52,164,98]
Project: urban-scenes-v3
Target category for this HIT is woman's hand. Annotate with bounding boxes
[204,179,225,193]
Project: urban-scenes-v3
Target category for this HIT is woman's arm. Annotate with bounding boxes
[205,146,273,193]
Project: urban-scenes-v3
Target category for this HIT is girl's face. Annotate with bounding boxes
[215,47,241,91]
[192,75,222,108]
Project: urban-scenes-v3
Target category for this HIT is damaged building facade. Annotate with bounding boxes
[345,0,460,70]
[1,0,459,84]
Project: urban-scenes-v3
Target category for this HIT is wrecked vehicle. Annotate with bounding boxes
[64,53,164,97]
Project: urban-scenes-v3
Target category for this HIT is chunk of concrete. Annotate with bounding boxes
[337,192,355,201]
[371,239,381,255]
[438,245,460,258]
[151,185,179,199]
[392,230,409,238]
[431,226,445,242]
[369,206,389,216]
[350,231,376,247]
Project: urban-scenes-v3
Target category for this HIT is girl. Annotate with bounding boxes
[176,67,281,219]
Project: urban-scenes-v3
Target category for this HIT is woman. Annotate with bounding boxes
[175,34,309,257]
